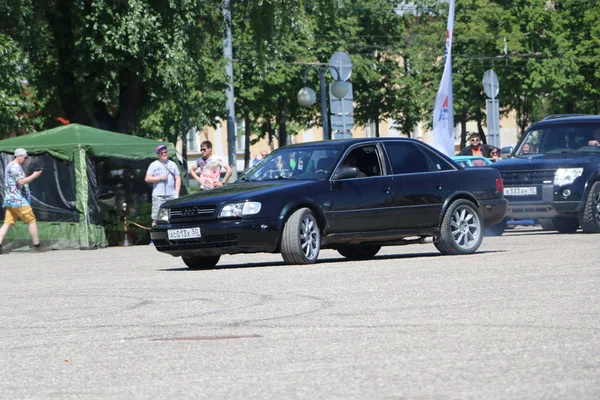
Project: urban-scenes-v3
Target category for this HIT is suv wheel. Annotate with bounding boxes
[580,181,600,233]
[552,217,579,233]
[484,218,507,236]
[434,199,483,255]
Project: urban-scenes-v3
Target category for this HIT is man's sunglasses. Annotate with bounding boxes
[200,148,208,152]
[158,150,168,155]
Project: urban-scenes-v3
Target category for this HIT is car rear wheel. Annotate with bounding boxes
[281,207,320,264]
[182,255,221,270]
[337,244,381,260]
[580,181,600,233]
[434,199,483,255]
[552,216,579,233]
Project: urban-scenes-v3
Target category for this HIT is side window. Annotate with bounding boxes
[382,142,431,174]
[419,145,455,171]
[343,145,382,177]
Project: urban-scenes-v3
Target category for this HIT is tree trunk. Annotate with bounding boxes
[277,97,287,147]
[244,114,251,170]
[477,118,487,144]
[115,70,146,134]
[460,111,468,149]
[375,117,380,138]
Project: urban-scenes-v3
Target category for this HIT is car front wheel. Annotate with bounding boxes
[182,255,221,270]
[337,244,381,260]
[434,199,483,255]
[281,207,320,264]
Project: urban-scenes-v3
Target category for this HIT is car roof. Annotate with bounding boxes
[280,137,422,150]
[533,114,600,127]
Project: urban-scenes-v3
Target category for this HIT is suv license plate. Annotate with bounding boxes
[168,227,201,240]
[504,187,537,196]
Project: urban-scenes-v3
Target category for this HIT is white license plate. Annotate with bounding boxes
[168,227,201,240]
[504,187,537,196]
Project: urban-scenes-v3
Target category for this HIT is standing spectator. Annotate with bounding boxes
[251,150,269,166]
[457,132,493,157]
[145,145,181,226]
[0,148,49,254]
[189,140,232,190]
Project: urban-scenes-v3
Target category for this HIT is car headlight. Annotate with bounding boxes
[218,202,262,218]
[156,207,169,222]
[554,168,583,186]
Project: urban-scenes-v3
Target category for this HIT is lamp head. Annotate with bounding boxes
[330,80,350,99]
[297,87,316,106]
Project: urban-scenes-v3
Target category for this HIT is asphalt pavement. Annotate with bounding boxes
[0,226,598,399]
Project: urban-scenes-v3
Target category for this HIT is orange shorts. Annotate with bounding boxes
[4,205,37,225]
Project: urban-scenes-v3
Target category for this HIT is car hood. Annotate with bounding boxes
[493,153,597,170]
[166,180,318,207]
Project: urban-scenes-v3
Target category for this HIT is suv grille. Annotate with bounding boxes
[500,169,555,186]
[169,205,216,223]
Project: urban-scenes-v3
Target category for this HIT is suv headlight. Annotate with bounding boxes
[218,202,262,218]
[156,207,169,222]
[554,168,583,186]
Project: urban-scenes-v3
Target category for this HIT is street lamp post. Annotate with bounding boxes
[297,65,349,140]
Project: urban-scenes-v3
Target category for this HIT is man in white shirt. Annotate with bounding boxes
[145,144,181,225]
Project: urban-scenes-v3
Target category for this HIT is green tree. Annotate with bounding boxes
[1,0,226,137]
[0,34,39,137]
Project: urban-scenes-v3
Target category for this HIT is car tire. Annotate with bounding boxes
[281,207,320,265]
[580,181,600,233]
[434,199,483,255]
[337,244,381,260]
[539,218,554,231]
[552,216,579,233]
[182,255,221,270]
[483,218,507,236]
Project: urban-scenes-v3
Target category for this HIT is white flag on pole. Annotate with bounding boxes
[433,0,456,157]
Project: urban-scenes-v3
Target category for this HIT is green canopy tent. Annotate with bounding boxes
[0,124,183,251]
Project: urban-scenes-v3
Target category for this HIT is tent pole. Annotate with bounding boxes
[74,147,90,249]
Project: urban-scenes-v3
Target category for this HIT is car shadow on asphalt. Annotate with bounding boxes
[157,250,505,271]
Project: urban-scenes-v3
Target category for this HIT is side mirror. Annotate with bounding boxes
[500,146,513,158]
[333,166,361,180]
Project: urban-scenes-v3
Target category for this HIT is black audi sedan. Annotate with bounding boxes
[150,138,507,269]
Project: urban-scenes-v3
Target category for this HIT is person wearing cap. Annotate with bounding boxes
[145,144,181,226]
[189,140,232,190]
[0,148,49,254]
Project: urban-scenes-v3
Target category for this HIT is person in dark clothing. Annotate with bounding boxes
[457,132,494,157]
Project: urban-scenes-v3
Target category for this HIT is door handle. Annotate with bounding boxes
[383,187,391,194]
[435,184,442,190]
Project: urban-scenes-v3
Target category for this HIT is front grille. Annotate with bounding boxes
[169,205,217,223]
[155,234,238,251]
[500,169,555,186]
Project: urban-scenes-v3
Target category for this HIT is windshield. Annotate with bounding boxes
[239,146,341,181]
[517,123,600,155]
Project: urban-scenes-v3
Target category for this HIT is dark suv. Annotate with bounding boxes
[489,115,600,234]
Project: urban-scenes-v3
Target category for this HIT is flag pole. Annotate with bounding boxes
[433,0,456,157]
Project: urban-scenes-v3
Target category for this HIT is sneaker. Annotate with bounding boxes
[0,246,8,255]
[149,241,154,246]
[33,245,50,252]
